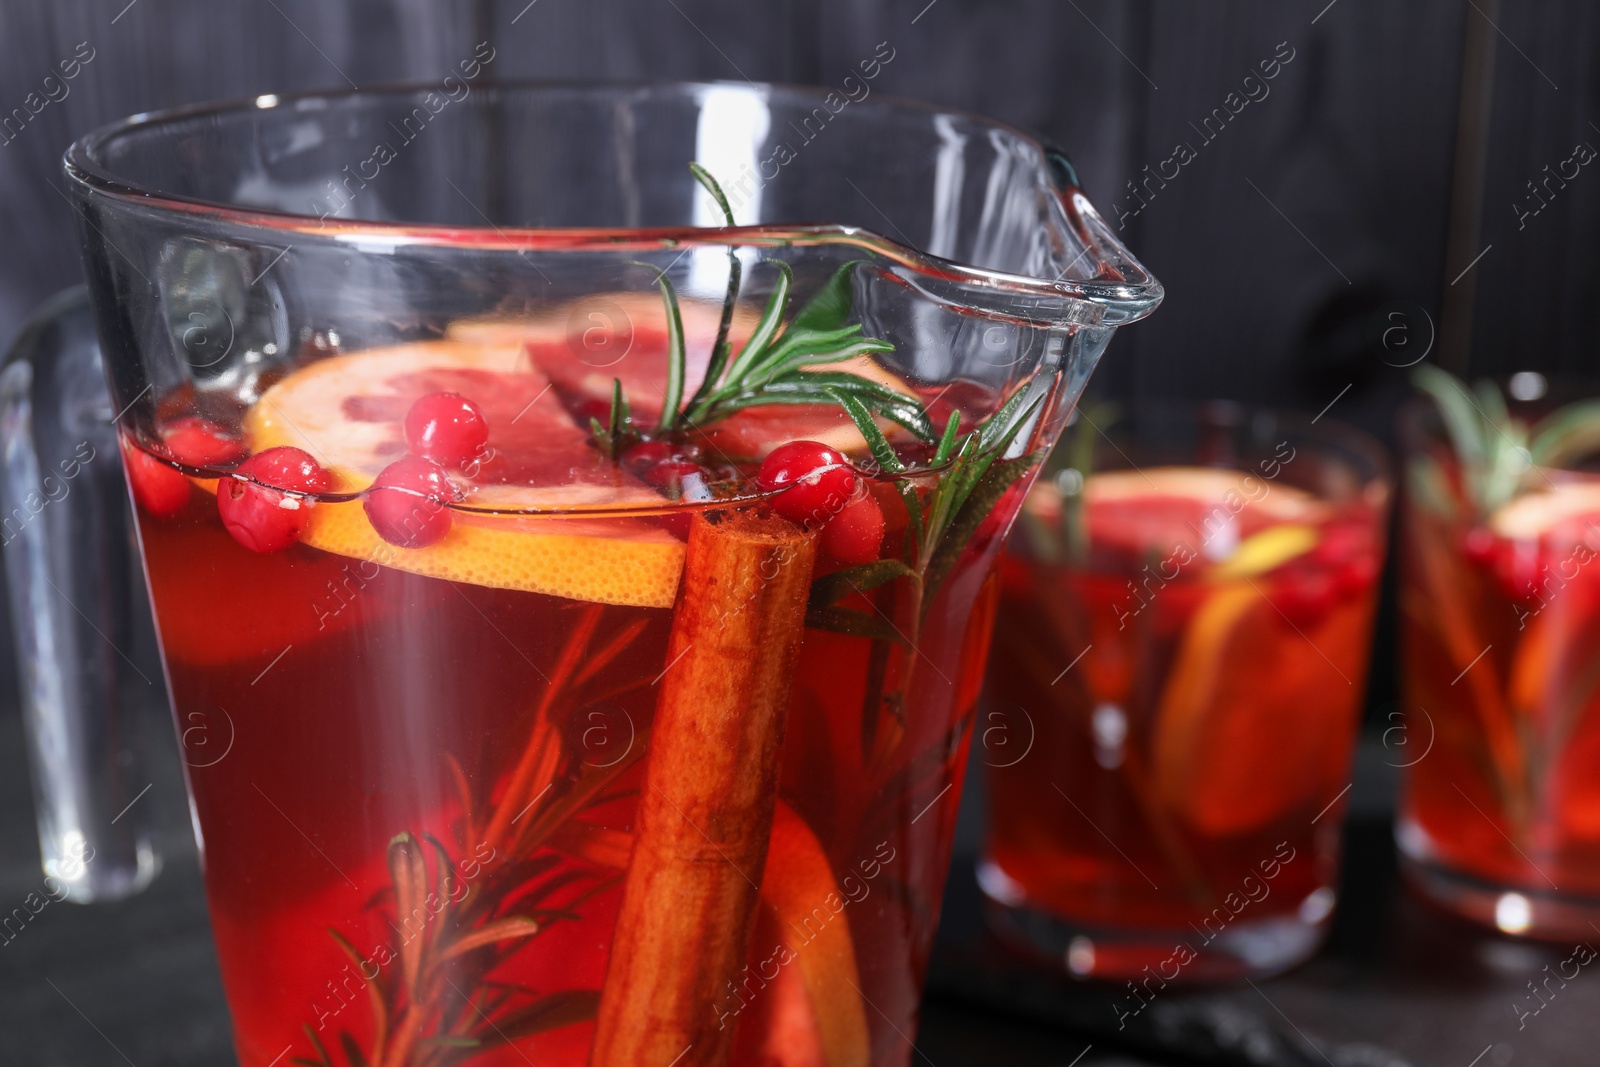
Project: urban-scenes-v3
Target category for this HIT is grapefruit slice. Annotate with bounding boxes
[450,292,916,459]
[1490,481,1600,542]
[1026,466,1326,566]
[240,340,684,609]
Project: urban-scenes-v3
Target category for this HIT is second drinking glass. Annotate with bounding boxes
[980,402,1389,982]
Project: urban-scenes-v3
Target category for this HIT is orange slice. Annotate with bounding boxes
[1151,582,1363,835]
[753,803,871,1067]
[241,339,684,609]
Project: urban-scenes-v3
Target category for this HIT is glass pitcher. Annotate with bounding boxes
[47,81,1158,1067]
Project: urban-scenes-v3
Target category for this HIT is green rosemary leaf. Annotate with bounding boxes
[934,411,963,465]
[826,387,904,474]
[301,1025,336,1067]
[1413,365,1487,506]
[979,382,1044,454]
[439,917,545,961]
[483,990,602,1045]
[1530,399,1600,468]
[688,161,735,224]
[751,338,897,388]
[789,260,868,335]
[952,393,1044,515]
[387,833,427,994]
[416,1036,482,1049]
[924,452,1041,600]
[1062,401,1116,564]
[805,604,911,646]
[763,370,913,404]
[765,370,933,441]
[338,1033,371,1067]
[648,270,687,433]
[746,325,885,384]
[685,162,743,414]
[610,378,628,445]
[809,559,918,609]
[721,260,793,388]
[920,434,977,561]
[899,480,924,550]
[1474,377,1510,429]
[1406,453,1458,523]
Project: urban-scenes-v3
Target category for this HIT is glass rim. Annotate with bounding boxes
[62,79,1162,325]
[1066,397,1393,490]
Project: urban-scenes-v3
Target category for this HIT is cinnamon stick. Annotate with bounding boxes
[591,509,817,1067]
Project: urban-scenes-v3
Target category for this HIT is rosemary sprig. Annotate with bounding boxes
[808,379,1048,633]
[1413,365,1600,521]
[298,611,646,1067]
[590,165,933,457]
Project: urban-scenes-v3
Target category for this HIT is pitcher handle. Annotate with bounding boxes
[0,286,162,902]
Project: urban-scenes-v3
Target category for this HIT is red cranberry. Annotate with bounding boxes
[623,440,676,469]
[217,447,331,553]
[163,418,245,468]
[822,491,885,565]
[123,441,190,519]
[642,459,704,489]
[404,392,489,468]
[757,441,858,529]
[364,456,458,548]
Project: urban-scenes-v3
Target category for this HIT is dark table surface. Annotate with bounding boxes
[3,693,1596,1066]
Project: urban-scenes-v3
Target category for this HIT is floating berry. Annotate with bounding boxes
[163,417,245,468]
[365,456,458,548]
[122,440,190,519]
[822,491,885,565]
[623,440,676,469]
[642,459,705,489]
[217,446,331,553]
[757,441,858,529]
[404,392,489,468]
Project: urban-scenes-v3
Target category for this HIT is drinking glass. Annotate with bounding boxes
[60,83,1159,1065]
[1398,371,1600,940]
[980,401,1388,983]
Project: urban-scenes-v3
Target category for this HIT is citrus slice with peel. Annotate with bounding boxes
[1489,481,1600,542]
[1027,466,1326,567]
[1151,581,1363,835]
[450,291,916,458]
[753,803,871,1067]
[240,339,684,609]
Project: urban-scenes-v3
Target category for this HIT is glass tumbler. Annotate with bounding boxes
[60,83,1159,1066]
[1399,372,1600,940]
[980,402,1388,984]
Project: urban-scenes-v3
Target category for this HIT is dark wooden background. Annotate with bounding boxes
[0,2,1596,1064]
[5,1,1596,423]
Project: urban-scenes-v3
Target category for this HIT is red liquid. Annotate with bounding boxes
[135,469,1007,1066]
[1399,460,1600,935]
[981,469,1380,979]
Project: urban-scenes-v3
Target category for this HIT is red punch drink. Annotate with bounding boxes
[979,408,1388,983]
[128,294,1039,1066]
[1400,369,1600,939]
